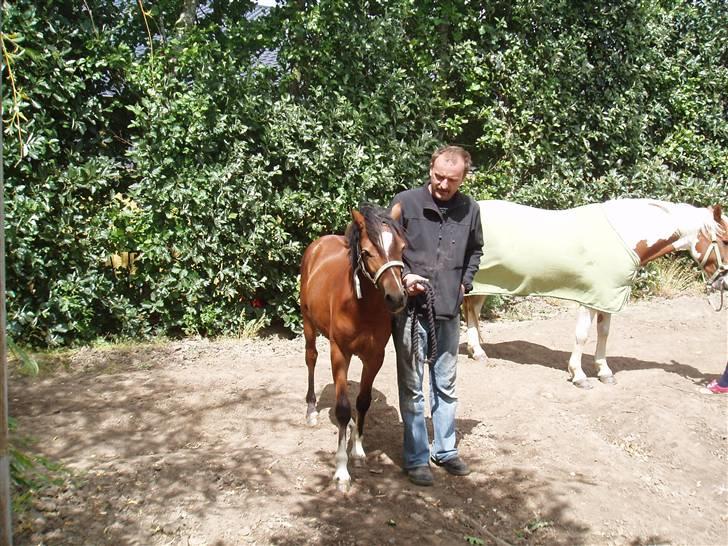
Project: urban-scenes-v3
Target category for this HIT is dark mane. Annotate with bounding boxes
[345,203,405,272]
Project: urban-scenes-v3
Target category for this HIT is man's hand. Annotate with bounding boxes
[404,273,429,296]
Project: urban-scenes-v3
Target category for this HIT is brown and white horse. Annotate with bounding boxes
[300,204,406,490]
[464,199,728,388]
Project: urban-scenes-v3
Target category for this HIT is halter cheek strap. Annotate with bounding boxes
[699,232,727,311]
[699,235,727,285]
[353,255,405,300]
[371,260,406,285]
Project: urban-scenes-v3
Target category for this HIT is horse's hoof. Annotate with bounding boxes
[306,411,318,426]
[573,378,593,389]
[352,457,365,468]
[599,375,616,385]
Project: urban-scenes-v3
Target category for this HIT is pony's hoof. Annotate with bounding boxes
[599,375,616,385]
[306,411,318,426]
[573,378,593,389]
[335,479,351,493]
[470,350,488,362]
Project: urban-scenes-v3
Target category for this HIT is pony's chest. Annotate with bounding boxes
[332,304,391,348]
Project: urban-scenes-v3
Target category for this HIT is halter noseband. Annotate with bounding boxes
[353,252,405,300]
[699,231,727,311]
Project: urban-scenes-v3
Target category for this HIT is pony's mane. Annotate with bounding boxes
[647,200,726,239]
[345,203,405,273]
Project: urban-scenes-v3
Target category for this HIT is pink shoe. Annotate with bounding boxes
[706,380,728,394]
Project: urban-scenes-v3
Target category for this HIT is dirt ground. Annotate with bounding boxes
[9,294,728,546]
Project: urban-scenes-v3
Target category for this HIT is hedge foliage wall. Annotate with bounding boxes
[3,0,726,346]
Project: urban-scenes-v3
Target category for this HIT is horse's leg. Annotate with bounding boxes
[595,312,615,384]
[330,342,353,491]
[569,305,595,389]
[464,295,488,361]
[351,349,385,464]
[303,318,319,425]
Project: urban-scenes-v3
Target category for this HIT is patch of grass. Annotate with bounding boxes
[480,295,571,322]
[633,256,703,299]
[9,418,73,515]
[86,335,172,351]
[514,517,553,539]
[8,336,181,377]
[237,314,269,338]
[7,337,39,375]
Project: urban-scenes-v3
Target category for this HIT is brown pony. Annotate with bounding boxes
[300,204,407,491]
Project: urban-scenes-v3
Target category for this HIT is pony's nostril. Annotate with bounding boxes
[385,291,406,311]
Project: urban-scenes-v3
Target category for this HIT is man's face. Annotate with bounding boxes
[428,154,465,202]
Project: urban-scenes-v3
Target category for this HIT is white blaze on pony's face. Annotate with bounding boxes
[379,228,406,301]
[381,230,394,257]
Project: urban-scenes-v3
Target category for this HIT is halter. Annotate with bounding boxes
[699,231,727,311]
[353,252,405,300]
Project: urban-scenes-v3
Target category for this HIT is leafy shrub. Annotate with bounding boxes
[3,0,726,346]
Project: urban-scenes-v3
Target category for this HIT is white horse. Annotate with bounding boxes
[463,199,728,388]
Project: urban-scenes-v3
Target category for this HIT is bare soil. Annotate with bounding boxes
[9,294,728,546]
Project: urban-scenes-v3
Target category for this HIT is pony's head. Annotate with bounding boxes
[347,204,407,313]
[695,205,728,292]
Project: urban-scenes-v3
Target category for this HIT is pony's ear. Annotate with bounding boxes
[351,209,366,232]
[390,202,402,222]
[713,205,723,222]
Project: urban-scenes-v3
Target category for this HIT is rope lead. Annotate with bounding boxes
[409,282,438,366]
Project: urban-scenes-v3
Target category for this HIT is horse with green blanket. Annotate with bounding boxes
[463,199,728,388]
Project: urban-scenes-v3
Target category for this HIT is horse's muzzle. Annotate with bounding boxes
[385,291,407,314]
[710,274,727,292]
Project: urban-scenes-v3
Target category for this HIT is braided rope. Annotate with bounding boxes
[409,282,438,366]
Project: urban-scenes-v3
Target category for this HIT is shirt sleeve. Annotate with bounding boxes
[461,203,484,293]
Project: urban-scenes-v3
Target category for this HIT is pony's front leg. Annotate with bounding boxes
[330,343,353,491]
[350,350,385,465]
[569,306,596,389]
[595,312,615,384]
[464,295,488,361]
[333,417,351,491]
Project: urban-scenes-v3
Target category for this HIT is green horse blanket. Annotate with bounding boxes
[471,200,640,313]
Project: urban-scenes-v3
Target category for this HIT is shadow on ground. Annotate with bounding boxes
[294,381,596,545]
[460,340,713,383]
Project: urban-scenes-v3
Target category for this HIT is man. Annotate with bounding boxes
[389,145,484,486]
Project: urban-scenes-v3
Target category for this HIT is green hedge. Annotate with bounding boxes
[3,0,726,346]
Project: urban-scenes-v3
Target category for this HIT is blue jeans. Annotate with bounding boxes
[392,312,460,469]
[718,362,728,388]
